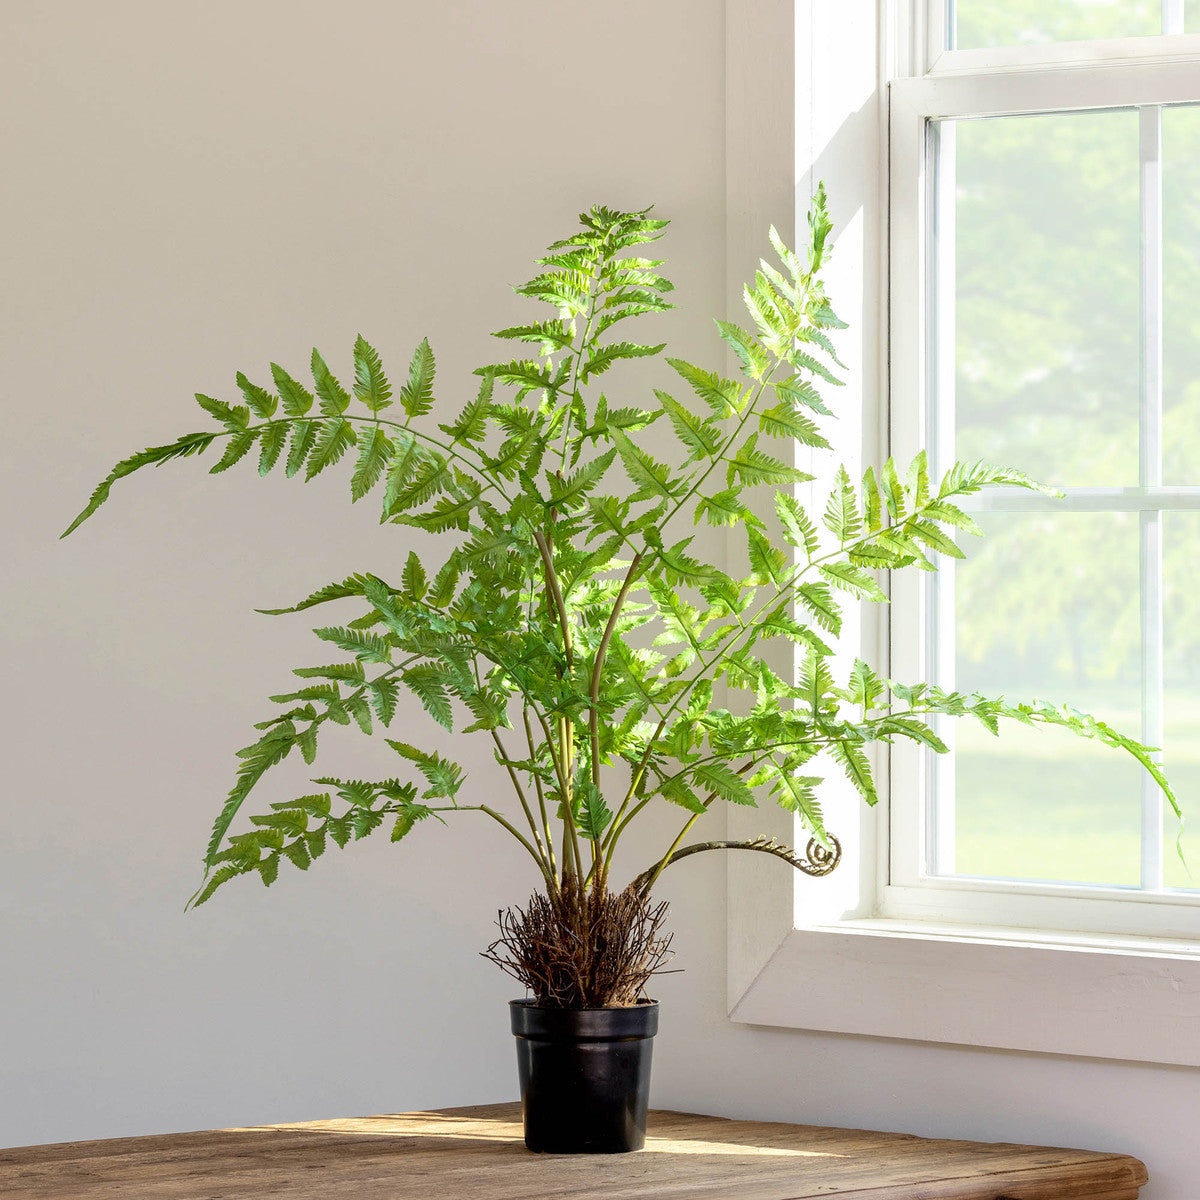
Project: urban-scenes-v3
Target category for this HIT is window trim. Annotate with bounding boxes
[724,0,1200,1066]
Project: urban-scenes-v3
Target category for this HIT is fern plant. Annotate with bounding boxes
[64,193,1178,990]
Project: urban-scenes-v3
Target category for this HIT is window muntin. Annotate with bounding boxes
[1163,103,1200,483]
[1164,510,1200,884]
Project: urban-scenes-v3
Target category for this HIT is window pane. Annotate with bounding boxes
[1164,512,1200,890]
[947,110,1141,487]
[949,511,1143,887]
[1163,104,1200,486]
[953,0,1161,49]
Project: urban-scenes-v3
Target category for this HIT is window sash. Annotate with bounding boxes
[929,1,1195,71]
[887,56,1200,936]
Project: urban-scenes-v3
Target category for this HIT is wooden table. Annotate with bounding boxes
[1,1103,1147,1199]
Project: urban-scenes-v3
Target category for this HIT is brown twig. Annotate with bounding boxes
[481,878,673,1008]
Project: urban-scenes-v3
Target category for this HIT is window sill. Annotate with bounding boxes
[728,918,1200,1067]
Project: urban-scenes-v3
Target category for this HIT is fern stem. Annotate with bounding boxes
[600,711,670,860]
[557,240,605,470]
[241,412,513,502]
[632,754,756,896]
[588,552,644,791]
[632,838,814,895]
[523,707,557,878]
[632,808,707,899]
[656,367,778,535]
[601,795,650,877]
[470,806,557,890]
[489,730,554,883]
[532,531,574,669]
[532,707,584,884]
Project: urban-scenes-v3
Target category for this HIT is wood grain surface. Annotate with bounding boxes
[0,1103,1148,1199]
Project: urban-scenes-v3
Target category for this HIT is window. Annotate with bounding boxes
[724,0,1200,1064]
[888,4,1200,940]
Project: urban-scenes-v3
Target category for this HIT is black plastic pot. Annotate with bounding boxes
[509,999,659,1153]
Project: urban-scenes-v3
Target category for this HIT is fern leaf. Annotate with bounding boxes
[822,467,863,542]
[305,418,356,480]
[658,775,707,813]
[773,770,825,834]
[796,582,842,635]
[387,740,464,799]
[715,320,769,378]
[351,425,391,501]
[666,357,745,418]
[907,449,931,507]
[612,429,679,501]
[758,404,829,447]
[746,528,790,587]
[256,573,383,615]
[725,434,809,489]
[923,499,982,537]
[203,730,295,868]
[401,665,454,729]
[61,432,217,537]
[236,372,277,419]
[311,349,351,416]
[285,419,316,477]
[692,761,756,806]
[209,429,258,474]
[492,319,574,351]
[773,373,832,416]
[271,363,314,416]
[439,374,493,446]
[402,550,427,600]
[313,625,392,664]
[399,338,436,417]
[195,394,249,430]
[352,335,393,412]
[575,778,613,839]
[581,340,665,382]
[697,489,760,528]
[880,457,906,520]
[367,676,400,725]
[547,448,616,509]
[831,741,878,805]
[908,519,965,560]
[656,390,721,460]
[820,560,886,601]
[775,492,820,558]
[258,422,287,475]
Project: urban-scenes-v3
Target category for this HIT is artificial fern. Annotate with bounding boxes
[64,191,1180,911]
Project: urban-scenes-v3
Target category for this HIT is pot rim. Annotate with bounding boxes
[509,997,659,1012]
[509,997,660,1040]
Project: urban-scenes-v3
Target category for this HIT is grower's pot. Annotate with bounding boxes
[509,999,659,1153]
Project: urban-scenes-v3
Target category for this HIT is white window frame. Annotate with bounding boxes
[725,0,1200,1067]
[887,60,1200,940]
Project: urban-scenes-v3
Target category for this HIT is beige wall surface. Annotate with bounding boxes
[3,5,1199,1200]
[0,0,725,1145]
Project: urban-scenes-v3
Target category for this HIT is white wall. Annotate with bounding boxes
[0,0,725,1146]
[3,3,1197,1198]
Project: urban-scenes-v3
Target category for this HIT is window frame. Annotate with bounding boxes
[724,0,1200,1066]
[886,58,1200,939]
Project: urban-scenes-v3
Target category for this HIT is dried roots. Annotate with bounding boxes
[482,878,674,1008]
